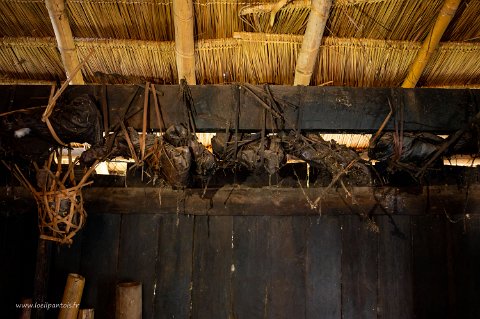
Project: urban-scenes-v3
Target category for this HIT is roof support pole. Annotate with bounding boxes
[294,0,332,86]
[173,0,196,84]
[401,0,461,88]
[45,0,84,84]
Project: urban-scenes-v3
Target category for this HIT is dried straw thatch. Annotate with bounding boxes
[0,0,478,86]
[0,0,54,37]
[1,33,479,86]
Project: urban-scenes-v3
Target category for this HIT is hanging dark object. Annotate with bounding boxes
[282,132,372,186]
[212,133,286,175]
[159,143,192,188]
[1,94,102,162]
[369,132,444,165]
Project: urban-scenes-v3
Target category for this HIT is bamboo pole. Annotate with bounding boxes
[116,282,142,319]
[45,0,85,85]
[401,0,462,88]
[77,309,94,319]
[58,273,85,319]
[172,0,196,84]
[19,298,32,319]
[293,0,333,86]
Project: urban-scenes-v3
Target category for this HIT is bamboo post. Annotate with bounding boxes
[293,0,332,86]
[58,273,85,319]
[115,282,142,319]
[172,0,196,84]
[45,0,85,85]
[19,298,32,319]
[401,0,462,88]
[77,309,94,319]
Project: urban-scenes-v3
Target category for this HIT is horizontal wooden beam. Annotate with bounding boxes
[2,185,479,217]
[0,85,478,133]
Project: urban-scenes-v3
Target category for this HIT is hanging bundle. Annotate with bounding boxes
[8,151,98,244]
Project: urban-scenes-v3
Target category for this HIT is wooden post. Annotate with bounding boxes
[401,0,462,88]
[172,0,196,84]
[58,273,85,319]
[31,239,52,319]
[77,309,94,319]
[116,282,142,319]
[293,0,332,86]
[45,0,85,85]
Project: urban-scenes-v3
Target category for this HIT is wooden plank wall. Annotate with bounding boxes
[0,193,478,318]
[39,212,480,319]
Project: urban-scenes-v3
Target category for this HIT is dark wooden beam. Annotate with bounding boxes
[1,85,478,133]
[2,185,479,216]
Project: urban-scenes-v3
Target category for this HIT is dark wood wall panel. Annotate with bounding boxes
[266,217,307,319]
[232,216,271,318]
[154,214,194,319]
[192,216,234,319]
[79,213,121,319]
[449,215,480,319]
[377,215,414,319]
[412,215,449,318]
[117,214,161,319]
[341,216,378,319]
[305,216,342,319]
[35,211,480,319]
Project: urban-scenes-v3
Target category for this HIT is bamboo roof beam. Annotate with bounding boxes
[45,0,84,84]
[173,0,196,84]
[401,0,461,88]
[294,0,333,86]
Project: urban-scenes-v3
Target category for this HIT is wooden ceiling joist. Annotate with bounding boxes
[45,0,84,84]
[294,0,333,86]
[401,0,462,88]
[173,0,196,84]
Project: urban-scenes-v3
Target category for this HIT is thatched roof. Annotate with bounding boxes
[0,0,479,86]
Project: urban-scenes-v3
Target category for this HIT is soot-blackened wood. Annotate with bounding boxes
[305,216,342,319]
[117,214,161,319]
[449,215,480,319]
[6,185,480,216]
[232,216,271,319]
[1,85,478,133]
[341,216,378,319]
[267,216,307,319]
[79,213,121,319]
[377,215,414,319]
[411,215,449,318]
[119,86,478,133]
[154,214,194,319]
[32,240,52,319]
[192,216,234,319]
